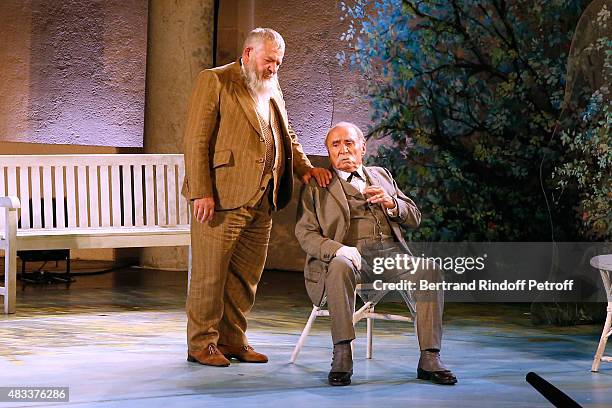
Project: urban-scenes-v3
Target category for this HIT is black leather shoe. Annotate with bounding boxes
[328,370,353,386]
[417,350,457,385]
[328,342,353,386]
[417,367,457,385]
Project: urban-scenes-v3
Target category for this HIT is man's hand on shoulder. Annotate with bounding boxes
[193,196,215,223]
[301,167,333,188]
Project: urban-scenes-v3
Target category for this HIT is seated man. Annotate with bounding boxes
[295,122,456,386]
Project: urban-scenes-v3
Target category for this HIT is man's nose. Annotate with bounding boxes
[269,64,277,74]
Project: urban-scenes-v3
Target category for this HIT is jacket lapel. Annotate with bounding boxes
[271,94,289,131]
[230,61,263,136]
[326,172,350,224]
[234,82,263,137]
[363,166,380,188]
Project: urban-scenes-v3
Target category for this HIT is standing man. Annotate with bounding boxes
[295,122,456,386]
[183,28,331,367]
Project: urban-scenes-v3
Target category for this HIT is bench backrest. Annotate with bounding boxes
[0,154,189,230]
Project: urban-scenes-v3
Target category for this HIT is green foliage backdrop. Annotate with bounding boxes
[338,0,610,241]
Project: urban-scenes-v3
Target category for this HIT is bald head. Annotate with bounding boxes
[325,122,365,147]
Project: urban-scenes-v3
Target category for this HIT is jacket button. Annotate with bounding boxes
[260,137,265,142]
[260,186,265,191]
[258,158,264,163]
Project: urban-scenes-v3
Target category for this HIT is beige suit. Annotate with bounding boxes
[295,166,443,349]
[183,60,313,351]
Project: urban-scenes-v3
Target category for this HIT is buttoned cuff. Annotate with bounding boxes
[321,240,344,262]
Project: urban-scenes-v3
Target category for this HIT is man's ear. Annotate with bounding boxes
[243,47,252,64]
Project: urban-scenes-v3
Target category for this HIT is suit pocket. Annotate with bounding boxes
[304,269,321,283]
[304,258,325,283]
[212,149,233,168]
[181,179,189,197]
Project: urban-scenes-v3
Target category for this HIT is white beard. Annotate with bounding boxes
[243,64,277,101]
[242,64,278,120]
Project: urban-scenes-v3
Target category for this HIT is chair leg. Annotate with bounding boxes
[351,291,357,359]
[290,305,319,363]
[592,303,612,372]
[366,313,373,359]
[400,290,416,318]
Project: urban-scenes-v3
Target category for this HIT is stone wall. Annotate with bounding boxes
[0,0,147,147]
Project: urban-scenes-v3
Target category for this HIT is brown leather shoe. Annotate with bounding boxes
[187,344,230,367]
[217,344,268,363]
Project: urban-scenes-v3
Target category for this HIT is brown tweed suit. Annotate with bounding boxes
[183,60,313,351]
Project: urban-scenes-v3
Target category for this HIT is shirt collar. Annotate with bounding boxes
[335,165,365,181]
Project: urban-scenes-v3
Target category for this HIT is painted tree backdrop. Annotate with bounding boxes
[338,0,611,242]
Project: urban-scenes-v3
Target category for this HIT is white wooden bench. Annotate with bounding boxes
[0,154,191,314]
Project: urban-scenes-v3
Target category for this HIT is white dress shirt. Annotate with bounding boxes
[334,165,398,216]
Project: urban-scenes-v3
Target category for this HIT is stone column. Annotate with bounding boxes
[141,0,215,270]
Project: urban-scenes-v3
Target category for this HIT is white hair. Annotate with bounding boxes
[325,122,365,146]
[243,27,285,52]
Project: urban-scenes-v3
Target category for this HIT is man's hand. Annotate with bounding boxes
[193,197,215,223]
[301,167,333,187]
[364,186,396,209]
[335,246,362,270]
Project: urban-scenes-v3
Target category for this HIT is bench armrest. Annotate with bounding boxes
[0,196,20,209]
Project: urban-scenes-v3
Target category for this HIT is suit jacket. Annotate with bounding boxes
[182,59,313,210]
[295,166,421,305]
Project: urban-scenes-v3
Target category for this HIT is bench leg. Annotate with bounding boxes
[592,303,612,372]
[65,253,71,289]
[290,305,319,363]
[4,250,16,314]
[3,213,17,314]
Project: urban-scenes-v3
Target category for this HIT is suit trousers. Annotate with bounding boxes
[325,240,443,350]
[187,188,272,351]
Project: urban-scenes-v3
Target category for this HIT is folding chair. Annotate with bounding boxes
[591,254,612,372]
[290,283,415,363]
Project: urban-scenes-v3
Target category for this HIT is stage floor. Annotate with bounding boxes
[1,262,611,407]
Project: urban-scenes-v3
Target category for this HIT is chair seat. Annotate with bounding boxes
[591,255,612,272]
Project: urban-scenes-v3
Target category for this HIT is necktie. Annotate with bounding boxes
[347,171,362,183]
